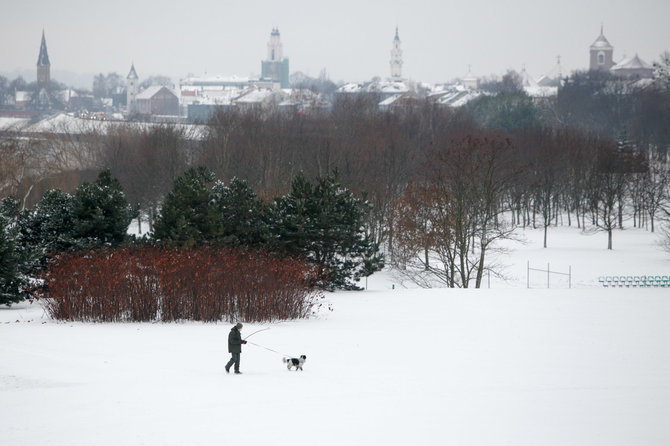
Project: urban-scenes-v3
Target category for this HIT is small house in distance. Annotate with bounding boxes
[611,54,654,79]
[136,86,179,116]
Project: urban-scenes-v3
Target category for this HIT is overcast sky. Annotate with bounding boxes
[2,0,669,87]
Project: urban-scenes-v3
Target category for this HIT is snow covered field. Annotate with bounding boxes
[2,226,670,445]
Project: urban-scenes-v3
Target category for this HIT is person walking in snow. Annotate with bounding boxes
[225,322,246,374]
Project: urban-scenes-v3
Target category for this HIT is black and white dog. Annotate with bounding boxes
[283,355,307,371]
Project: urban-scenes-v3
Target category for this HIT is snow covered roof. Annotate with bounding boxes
[520,69,538,88]
[15,91,32,102]
[180,75,253,88]
[11,113,206,139]
[379,94,401,107]
[366,81,408,94]
[524,86,558,98]
[234,89,274,104]
[378,92,422,110]
[336,83,363,93]
[538,58,564,86]
[336,80,408,95]
[612,54,652,71]
[136,86,177,100]
[431,86,483,107]
[184,87,243,106]
[0,117,30,131]
[591,27,613,50]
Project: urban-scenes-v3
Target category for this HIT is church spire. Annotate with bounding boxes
[126,62,139,115]
[36,30,51,87]
[390,26,403,80]
[127,63,138,80]
[37,30,50,67]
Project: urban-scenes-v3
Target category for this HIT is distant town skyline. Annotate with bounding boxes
[2,0,669,88]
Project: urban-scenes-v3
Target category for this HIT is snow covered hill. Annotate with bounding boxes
[1,226,669,445]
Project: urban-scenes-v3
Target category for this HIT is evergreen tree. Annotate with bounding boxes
[153,167,220,246]
[211,177,269,247]
[19,189,76,269]
[0,198,24,305]
[0,218,22,306]
[270,171,383,290]
[71,170,136,247]
[465,91,539,131]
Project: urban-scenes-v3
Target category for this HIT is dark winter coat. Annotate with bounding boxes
[228,327,243,353]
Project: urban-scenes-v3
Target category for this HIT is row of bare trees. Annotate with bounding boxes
[2,93,669,288]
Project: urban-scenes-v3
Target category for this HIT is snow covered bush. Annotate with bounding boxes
[41,246,322,322]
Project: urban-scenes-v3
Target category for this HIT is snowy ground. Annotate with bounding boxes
[2,226,670,445]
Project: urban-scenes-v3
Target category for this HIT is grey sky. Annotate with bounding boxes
[2,0,669,86]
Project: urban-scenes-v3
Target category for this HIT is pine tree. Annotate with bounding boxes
[152,167,220,247]
[0,198,24,306]
[211,177,269,247]
[270,171,383,290]
[71,170,136,247]
[19,189,76,269]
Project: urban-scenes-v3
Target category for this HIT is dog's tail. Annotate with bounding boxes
[282,357,288,363]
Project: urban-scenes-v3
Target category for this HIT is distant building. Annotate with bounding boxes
[589,27,653,79]
[180,75,252,90]
[611,54,654,79]
[261,28,290,88]
[336,80,409,100]
[428,85,482,108]
[136,86,179,116]
[14,91,32,108]
[126,64,139,114]
[590,26,615,72]
[36,30,51,89]
[537,56,563,87]
[233,87,289,111]
[390,27,403,80]
[379,92,419,111]
[461,66,480,90]
[34,30,53,109]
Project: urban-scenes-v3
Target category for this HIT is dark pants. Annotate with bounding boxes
[226,352,240,372]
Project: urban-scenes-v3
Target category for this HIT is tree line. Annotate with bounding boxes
[2,68,670,293]
[0,166,381,312]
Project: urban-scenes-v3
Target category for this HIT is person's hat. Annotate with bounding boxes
[235,322,243,329]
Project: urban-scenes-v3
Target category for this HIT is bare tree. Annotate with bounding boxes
[588,139,646,249]
[393,133,520,288]
[642,158,670,232]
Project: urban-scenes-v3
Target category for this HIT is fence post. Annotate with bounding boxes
[547,263,550,288]
[569,266,572,289]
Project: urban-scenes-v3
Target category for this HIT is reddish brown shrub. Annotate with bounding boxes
[41,246,322,322]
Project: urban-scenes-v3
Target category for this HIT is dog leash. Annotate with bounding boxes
[246,340,294,358]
